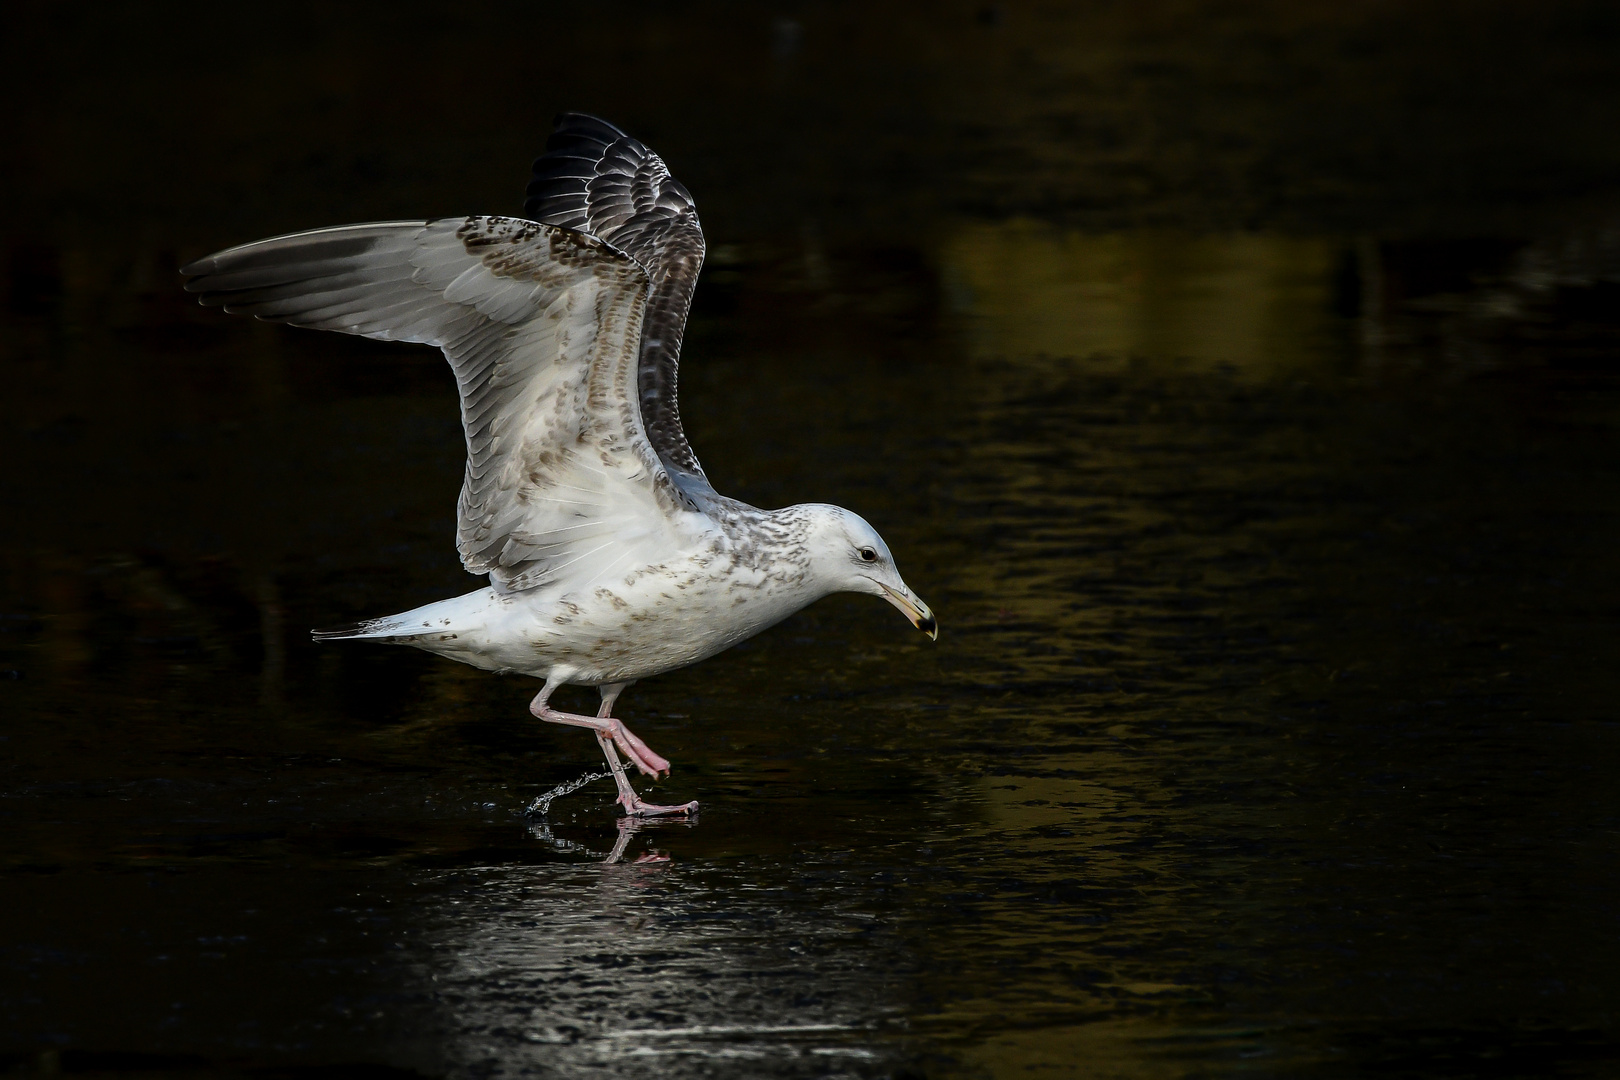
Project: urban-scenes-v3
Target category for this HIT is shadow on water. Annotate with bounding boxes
[6,2,1620,1078]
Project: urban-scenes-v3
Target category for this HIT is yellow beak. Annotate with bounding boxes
[879,583,938,640]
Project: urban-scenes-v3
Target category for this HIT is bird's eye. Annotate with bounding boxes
[859,547,878,562]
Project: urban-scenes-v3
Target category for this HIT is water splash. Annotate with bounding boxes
[525,771,610,817]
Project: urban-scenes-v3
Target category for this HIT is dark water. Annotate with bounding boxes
[6,3,1620,1077]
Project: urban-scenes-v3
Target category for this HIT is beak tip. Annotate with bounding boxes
[879,582,937,640]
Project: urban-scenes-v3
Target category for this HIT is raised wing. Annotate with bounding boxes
[182,216,702,592]
[524,114,710,491]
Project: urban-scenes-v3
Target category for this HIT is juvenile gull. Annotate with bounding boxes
[181,114,937,816]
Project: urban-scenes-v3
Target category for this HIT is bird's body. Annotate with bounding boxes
[183,116,935,816]
[324,501,832,687]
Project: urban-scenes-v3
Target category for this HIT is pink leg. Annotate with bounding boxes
[595,731,698,818]
[529,681,697,818]
[530,695,669,777]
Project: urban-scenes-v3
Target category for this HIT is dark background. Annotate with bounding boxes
[4,2,1620,1077]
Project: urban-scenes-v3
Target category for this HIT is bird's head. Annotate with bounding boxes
[797,504,937,640]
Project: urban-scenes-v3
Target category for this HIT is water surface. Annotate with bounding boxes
[5,4,1620,1077]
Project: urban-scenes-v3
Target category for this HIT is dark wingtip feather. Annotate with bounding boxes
[525,115,647,223]
[520,115,708,483]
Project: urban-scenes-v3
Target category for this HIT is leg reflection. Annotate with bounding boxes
[605,817,670,865]
[527,806,695,864]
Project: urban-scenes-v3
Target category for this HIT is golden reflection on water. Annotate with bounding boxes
[847,220,1365,1073]
[944,222,1342,374]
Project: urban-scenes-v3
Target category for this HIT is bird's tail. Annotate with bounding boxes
[311,589,496,643]
[311,615,420,642]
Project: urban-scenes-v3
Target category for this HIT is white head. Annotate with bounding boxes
[795,504,937,639]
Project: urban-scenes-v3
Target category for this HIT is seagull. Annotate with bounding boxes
[180,115,937,816]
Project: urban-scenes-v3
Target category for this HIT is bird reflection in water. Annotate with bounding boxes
[528,800,689,864]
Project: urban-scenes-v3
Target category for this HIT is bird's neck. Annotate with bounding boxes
[708,501,830,595]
